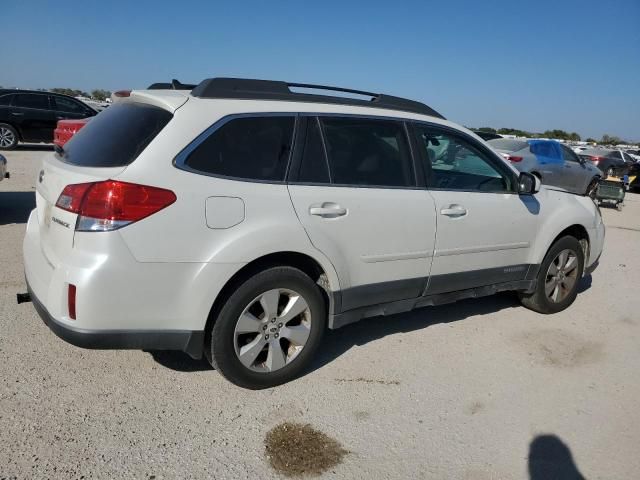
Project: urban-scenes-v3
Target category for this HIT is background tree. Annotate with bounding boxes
[585,137,597,144]
[497,127,532,137]
[90,89,111,101]
[50,87,90,97]
[600,134,621,145]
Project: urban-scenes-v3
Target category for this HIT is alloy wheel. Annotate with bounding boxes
[233,288,312,372]
[0,127,15,148]
[545,249,578,303]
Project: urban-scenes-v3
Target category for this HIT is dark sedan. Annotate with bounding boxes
[0,89,98,150]
[578,148,629,177]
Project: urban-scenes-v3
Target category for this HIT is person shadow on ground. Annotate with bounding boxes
[528,434,585,480]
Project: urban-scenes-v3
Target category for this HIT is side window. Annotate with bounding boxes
[562,145,580,163]
[183,116,295,181]
[13,93,49,110]
[320,117,414,187]
[298,118,330,183]
[414,124,514,192]
[608,151,622,160]
[529,141,562,162]
[0,94,13,106]
[622,152,634,163]
[54,96,86,114]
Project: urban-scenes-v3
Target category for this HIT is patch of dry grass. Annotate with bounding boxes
[264,422,348,477]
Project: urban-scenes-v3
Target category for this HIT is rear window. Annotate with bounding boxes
[487,138,528,152]
[59,103,172,167]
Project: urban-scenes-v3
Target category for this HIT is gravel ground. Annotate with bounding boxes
[1,148,639,479]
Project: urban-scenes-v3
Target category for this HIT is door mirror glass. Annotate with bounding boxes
[518,172,540,195]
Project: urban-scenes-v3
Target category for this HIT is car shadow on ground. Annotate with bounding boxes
[14,144,54,151]
[528,434,585,479]
[150,275,592,375]
[0,191,35,225]
[147,350,212,372]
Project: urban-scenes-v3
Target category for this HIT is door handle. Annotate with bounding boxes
[309,203,347,218]
[440,204,467,217]
[11,112,24,116]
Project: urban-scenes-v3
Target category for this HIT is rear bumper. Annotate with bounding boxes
[27,278,204,359]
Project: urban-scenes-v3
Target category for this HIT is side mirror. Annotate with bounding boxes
[518,172,540,195]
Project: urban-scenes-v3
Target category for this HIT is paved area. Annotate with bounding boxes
[1,148,639,479]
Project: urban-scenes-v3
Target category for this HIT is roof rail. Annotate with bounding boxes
[147,79,196,90]
[190,78,445,119]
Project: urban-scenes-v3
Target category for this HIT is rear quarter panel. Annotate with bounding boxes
[112,100,342,292]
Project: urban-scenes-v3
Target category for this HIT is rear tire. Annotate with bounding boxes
[0,124,18,150]
[519,236,584,314]
[209,266,326,389]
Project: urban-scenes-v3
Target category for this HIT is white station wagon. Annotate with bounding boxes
[23,78,605,388]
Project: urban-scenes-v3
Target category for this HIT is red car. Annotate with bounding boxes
[53,118,91,147]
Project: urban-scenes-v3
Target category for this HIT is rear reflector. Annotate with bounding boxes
[56,180,176,231]
[68,284,76,320]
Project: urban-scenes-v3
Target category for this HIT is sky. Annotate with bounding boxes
[3,0,639,141]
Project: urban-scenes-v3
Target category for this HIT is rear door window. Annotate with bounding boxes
[320,117,414,187]
[53,96,88,114]
[182,116,295,182]
[58,102,172,167]
[13,93,50,110]
[0,94,13,106]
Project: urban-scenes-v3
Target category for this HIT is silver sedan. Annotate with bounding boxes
[487,138,601,195]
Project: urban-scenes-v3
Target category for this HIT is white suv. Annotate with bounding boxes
[23,78,605,389]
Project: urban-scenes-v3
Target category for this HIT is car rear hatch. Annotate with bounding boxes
[35,96,180,266]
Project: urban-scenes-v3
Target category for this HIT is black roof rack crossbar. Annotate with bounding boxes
[147,79,197,90]
[190,78,444,119]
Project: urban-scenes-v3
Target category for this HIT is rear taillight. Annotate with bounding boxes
[588,156,602,166]
[56,183,94,213]
[507,156,523,162]
[55,180,176,232]
[68,284,76,320]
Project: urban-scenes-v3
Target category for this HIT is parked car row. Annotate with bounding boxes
[22,77,605,388]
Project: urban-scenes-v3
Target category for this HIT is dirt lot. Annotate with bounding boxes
[1,148,639,479]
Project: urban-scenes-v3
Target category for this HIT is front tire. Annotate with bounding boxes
[0,124,18,150]
[209,266,326,389]
[519,236,585,314]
